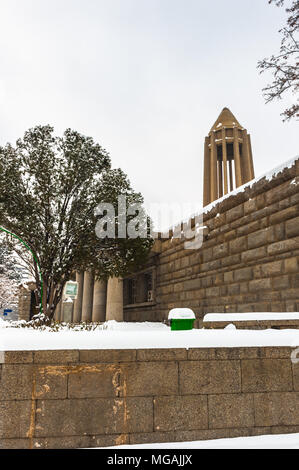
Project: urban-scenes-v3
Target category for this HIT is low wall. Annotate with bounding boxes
[1,346,299,449]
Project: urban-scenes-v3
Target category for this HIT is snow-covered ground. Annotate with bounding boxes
[1,319,299,351]
[101,433,299,449]
[204,312,299,322]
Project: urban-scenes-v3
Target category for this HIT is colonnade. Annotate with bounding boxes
[55,273,123,323]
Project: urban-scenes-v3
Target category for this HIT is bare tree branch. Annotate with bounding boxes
[258,0,299,120]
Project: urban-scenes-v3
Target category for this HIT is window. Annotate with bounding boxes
[144,272,153,302]
[124,270,155,306]
[128,278,137,305]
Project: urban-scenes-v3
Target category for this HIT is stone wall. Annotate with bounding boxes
[0,346,299,449]
[18,286,33,322]
[124,158,299,324]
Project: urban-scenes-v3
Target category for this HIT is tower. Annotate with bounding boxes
[203,107,255,206]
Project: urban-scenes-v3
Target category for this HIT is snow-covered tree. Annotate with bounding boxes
[0,126,153,321]
[0,276,19,311]
[0,237,23,281]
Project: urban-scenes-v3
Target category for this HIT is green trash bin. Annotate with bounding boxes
[168,308,196,331]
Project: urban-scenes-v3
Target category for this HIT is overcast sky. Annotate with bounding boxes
[0,0,298,228]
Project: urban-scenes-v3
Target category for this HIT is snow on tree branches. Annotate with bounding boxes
[0,126,153,322]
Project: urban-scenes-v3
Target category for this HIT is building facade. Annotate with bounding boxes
[18,109,299,324]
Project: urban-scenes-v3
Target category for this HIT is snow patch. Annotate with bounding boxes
[204,312,299,322]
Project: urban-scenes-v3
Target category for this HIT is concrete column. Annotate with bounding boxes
[233,127,242,187]
[73,271,84,323]
[61,300,73,323]
[221,128,228,194]
[106,277,123,322]
[203,137,211,206]
[55,299,62,322]
[210,131,218,201]
[241,130,251,183]
[247,134,255,180]
[218,160,223,198]
[81,271,94,323]
[92,280,107,323]
[229,159,234,191]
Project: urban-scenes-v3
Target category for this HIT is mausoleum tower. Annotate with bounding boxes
[203,107,255,206]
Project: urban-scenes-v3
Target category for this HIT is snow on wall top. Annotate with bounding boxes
[201,155,299,215]
[163,155,298,233]
[1,319,299,350]
[204,313,299,322]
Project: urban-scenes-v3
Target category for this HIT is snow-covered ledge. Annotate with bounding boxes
[1,320,299,350]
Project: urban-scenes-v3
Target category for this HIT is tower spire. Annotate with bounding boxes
[203,108,255,206]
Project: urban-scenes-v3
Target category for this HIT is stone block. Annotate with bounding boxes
[241,246,267,262]
[221,254,241,267]
[79,349,137,363]
[154,395,208,432]
[183,279,202,291]
[286,216,299,238]
[136,349,187,362]
[0,438,30,449]
[229,236,247,254]
[129,431,176,445]
[254,392,299,427]
[292,361,299,391]
[35,397,153,437]
[208,394,255,429]
[123,361,179,396]
[268,237,299,256]
[205,286,220,298]
[213,243,229,259]
[280,288,299,299]
[202,247,213,263]
[224,271,234,283]
[274,222,285,241]
[244,198,257,215]
[249,279,271,292]
[0,351,33,364]
[247,228,274,249]
[237,303,255,313]
[237,220,260,237]
[270,206,299,225]
[0,364,68,400]
[0,401,32,438]
[266,180,296,205]
[241,359,293,393]
[0,365,34,400]
[272,275,290,289]
[179,360,241,395]
[33,433,129,449]
[234,267,252,282]
[68,363,124,398]
[33,350,79,364]
[260,261,283,277]
[227,284,240,295]
[285,257,298,273]
[226,204,244,223]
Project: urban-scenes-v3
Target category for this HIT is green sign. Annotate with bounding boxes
[65,282,78,297]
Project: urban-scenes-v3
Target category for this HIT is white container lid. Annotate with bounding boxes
[168,308,196,320]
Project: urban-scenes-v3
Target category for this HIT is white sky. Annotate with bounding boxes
[0,0,298,229]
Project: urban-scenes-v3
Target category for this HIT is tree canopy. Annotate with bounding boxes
[0,125,153,320]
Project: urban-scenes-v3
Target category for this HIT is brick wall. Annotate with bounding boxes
[0,346,299,449]
[124,158,299,324]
